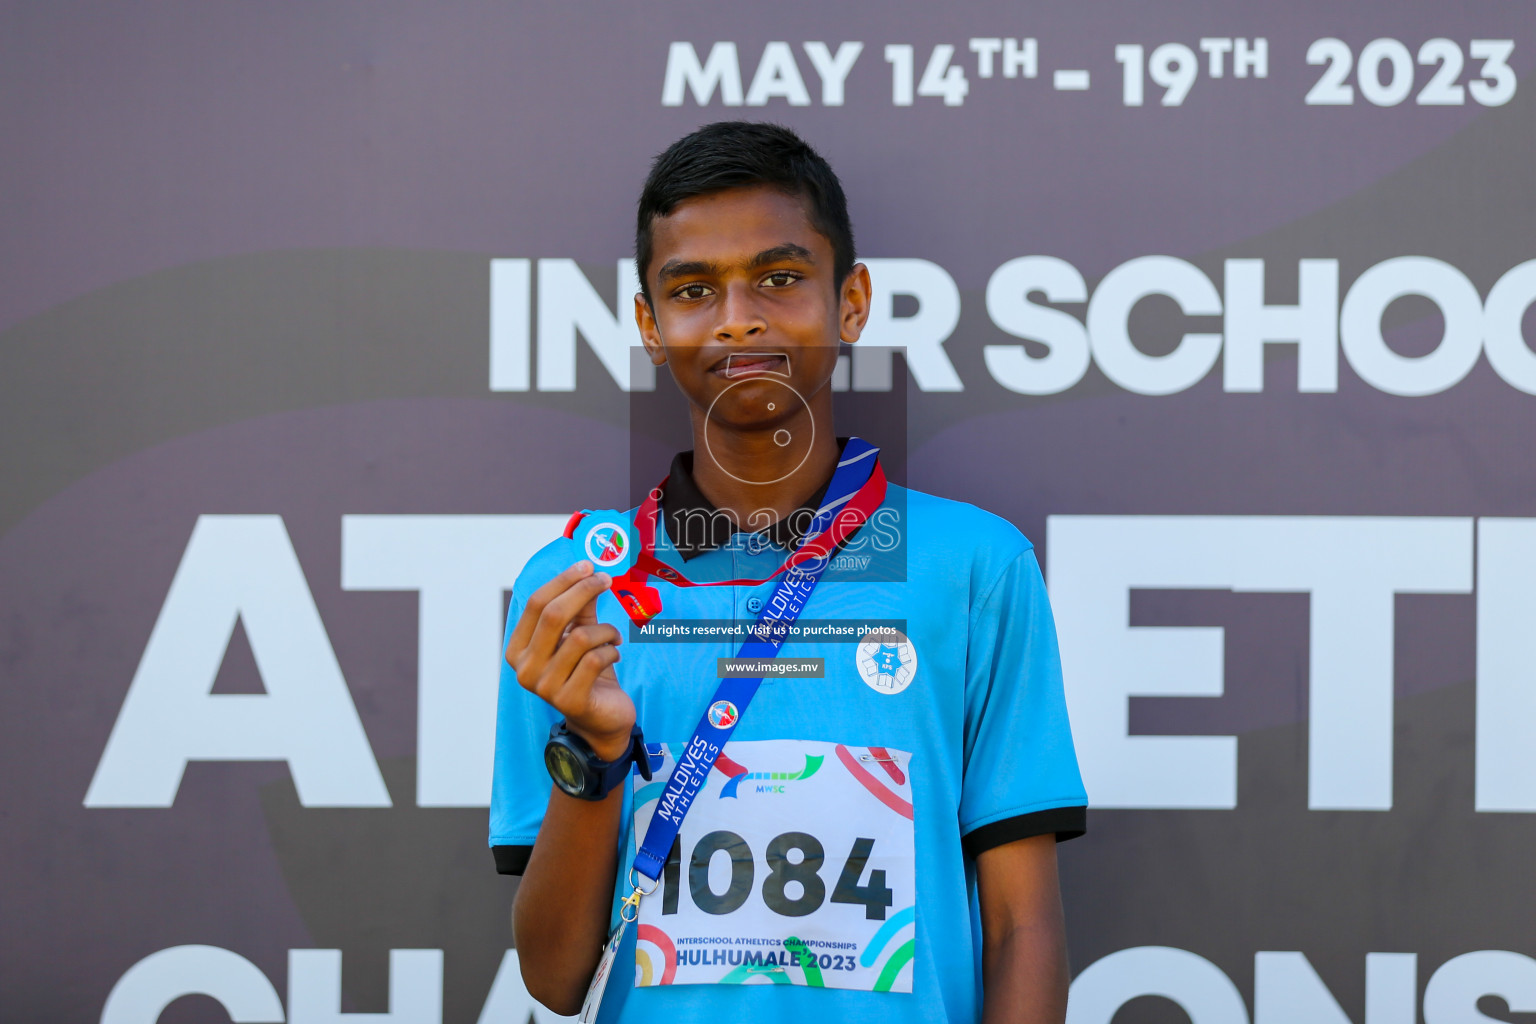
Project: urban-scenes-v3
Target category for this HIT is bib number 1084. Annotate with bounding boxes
[658,831,894,921]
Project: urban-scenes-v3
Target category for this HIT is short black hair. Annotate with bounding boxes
[635,121,856,303]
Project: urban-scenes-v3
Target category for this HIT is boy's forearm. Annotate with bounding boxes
[977,834,1070,1024]
[511,783,625,1015]
[981,919,1070,1024]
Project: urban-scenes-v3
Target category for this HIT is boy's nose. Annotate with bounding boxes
[714,283,767,341]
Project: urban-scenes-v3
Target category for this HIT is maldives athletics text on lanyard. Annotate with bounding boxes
[578,437,887,1022]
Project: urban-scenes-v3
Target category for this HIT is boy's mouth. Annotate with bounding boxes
[715,352,791,380]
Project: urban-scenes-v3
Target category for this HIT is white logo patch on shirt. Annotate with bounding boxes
[630,739,917,993]
[855,628,918,695]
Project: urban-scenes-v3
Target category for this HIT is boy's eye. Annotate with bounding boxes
[764,271,800,288]
[676,283,712,300]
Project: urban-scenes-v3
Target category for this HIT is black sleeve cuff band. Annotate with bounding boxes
[492,844,533,876]
[962,805,1087,858]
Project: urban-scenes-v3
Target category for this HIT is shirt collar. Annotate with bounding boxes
[661,437,851,561]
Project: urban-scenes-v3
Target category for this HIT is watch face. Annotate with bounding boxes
[545,742,587,797]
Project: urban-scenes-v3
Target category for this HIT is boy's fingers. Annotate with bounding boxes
[534,624,621,701]
[516,577,611,687]
[527,572,611,663]
[507,561,593,662]
[572,591,601,628]
[549,644,622,717]
[513,572,612,684]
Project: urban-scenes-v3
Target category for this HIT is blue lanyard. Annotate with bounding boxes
[627,437,881,886]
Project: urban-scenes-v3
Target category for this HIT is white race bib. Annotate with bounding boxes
[630,739,917,993]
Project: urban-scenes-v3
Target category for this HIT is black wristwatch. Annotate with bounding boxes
[544,721,652,800]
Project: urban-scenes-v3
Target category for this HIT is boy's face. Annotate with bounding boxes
[635,184,871,436]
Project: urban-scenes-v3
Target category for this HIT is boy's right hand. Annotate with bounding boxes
[506,561,635,762]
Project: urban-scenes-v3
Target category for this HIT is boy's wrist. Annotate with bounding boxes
[567,722,633,763]
[544,720,649,802]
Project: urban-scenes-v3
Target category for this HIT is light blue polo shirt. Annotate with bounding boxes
[490,472,1086,1023]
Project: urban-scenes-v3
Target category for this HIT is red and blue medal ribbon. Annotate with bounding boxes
[608,440,888,628]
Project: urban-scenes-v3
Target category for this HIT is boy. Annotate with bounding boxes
[490,121,1086,1023]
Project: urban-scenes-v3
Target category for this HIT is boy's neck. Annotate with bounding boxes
[685,404,841,529]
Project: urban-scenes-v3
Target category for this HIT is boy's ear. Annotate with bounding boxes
[634,292,668,365]
[838,262,874,345]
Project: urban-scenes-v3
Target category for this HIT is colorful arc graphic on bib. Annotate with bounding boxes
[635,924,677,987]
[718,753,824,799]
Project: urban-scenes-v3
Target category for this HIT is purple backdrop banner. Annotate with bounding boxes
[3,3,1535,1022]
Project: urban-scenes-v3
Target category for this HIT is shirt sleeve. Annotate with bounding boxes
[959,547,1088,855]
[489,585,561,874]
